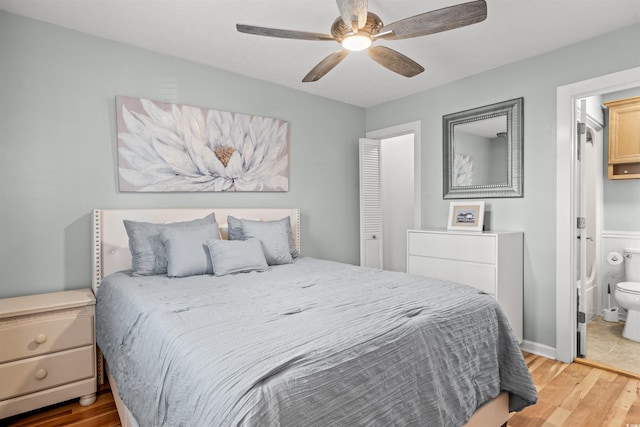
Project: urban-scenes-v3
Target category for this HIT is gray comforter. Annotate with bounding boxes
[96,257,537,427]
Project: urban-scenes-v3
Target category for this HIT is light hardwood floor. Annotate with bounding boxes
[509,352,640,427]
[3,353,639,427]
[0,383,120,427]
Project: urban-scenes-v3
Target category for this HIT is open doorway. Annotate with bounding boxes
[556,67,640,365]
[361,121,422,272]
[381,134,416,272]
[578,90,640,376]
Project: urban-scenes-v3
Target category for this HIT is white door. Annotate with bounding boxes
[577,99,588,357]
[359,138,383,268]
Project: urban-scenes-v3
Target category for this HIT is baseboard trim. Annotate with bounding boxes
[520,340,556,359]
[574,357,640,380]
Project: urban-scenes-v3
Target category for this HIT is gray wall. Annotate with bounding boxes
[366,24,640,348]
[0,12,365,298]
[2,10,640,350]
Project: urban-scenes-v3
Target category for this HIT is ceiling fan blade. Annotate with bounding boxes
[368,46,424,78]
[302,50,349,82]
[336,0,368,31]
[236,24,334,41]
[377,0,487,40]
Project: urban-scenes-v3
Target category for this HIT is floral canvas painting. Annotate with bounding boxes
[453,153,473,187]
[116,96,289,192]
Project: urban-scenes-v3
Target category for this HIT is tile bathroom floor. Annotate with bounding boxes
[585,315,640,376]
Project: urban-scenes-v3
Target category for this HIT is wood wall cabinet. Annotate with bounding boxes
[0,289,97,419]
[604,96,640,180]
[407,229,523,343]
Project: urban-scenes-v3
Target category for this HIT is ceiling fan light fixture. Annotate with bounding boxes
[341,34,372,51]
[238,0,487,81]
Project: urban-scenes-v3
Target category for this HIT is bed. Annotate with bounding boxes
[92,208,537,427]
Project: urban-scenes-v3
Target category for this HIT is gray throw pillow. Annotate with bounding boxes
[206,239,268,276]
[227,216,299,259]
[227,215,244,241]
[123,213,217,276]
[241,219,293,265]
[161,224,220,277]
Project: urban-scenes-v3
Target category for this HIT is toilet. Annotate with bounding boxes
[615,247,640,342]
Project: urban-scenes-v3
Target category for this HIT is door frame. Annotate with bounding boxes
[366,121,422,231]
[555,67,640,363]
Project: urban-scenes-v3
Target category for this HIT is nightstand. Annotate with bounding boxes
[0,289,97,419]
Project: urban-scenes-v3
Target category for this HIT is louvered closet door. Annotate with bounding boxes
[359,138,383,268]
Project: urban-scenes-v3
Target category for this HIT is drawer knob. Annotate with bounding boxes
[35,334,47,344]
[35,369,48,380]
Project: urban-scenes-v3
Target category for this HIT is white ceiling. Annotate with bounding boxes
[2,0,639,107]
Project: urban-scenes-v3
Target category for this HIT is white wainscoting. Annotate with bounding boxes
[601,230,640,321]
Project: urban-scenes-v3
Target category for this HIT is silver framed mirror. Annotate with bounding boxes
[443,97,523,199]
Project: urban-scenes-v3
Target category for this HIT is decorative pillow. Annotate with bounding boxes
[227,215,244,241]
[227,216,299,259]
[160,224,220,278]
[206,239,268,276]
[123,213,217,276]
[282,218,299,259]
[241,219,293,265]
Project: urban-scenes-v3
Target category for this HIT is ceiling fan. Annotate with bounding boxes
[236,0,487,82]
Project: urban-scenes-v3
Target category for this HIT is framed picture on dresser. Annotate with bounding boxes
[447,201,485,231]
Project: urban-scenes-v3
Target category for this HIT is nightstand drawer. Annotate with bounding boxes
[0,346,94,400]
[0,316,93,363]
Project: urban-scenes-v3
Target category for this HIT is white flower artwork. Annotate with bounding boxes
[116,96,289,192]
[453,153,473,187]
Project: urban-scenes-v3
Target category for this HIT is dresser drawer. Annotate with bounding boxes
[0,346,94,401]
[408,255,496,294]
[408,232,496,264]
[0,315,93,363]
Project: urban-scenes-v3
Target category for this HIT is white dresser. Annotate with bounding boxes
[0,289,97,419]
[407,229,523,343]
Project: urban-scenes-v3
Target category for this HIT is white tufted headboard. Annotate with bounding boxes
[92,208,301,294]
